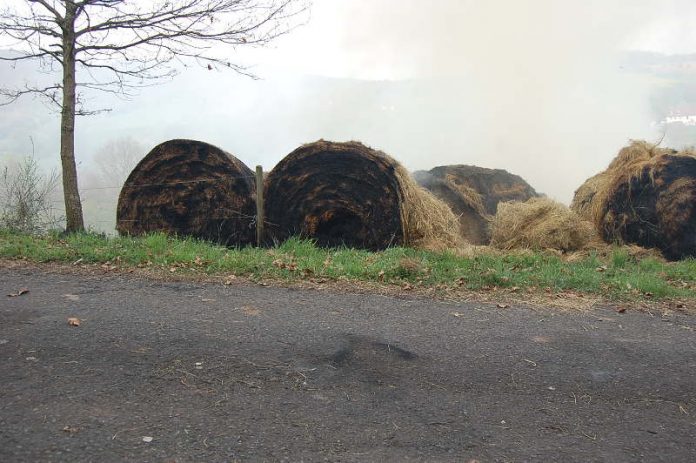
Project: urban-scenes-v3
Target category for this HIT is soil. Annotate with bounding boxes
[1,266,695,462]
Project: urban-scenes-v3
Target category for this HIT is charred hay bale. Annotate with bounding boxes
[116,139,256,246]
[571,141,696,260]
[490,198,595,252]
[413,170,490,244]
[264,140,462,250]
[422,165,539,215]
[414,165,539,244]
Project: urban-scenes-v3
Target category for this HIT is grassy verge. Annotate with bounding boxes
[1,229,695,301]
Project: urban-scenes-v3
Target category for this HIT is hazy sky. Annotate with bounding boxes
[2,0,696,222]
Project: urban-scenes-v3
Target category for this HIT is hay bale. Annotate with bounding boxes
[571,140,696,260]
[420,165,540,214]
[415,165,539,244]
[413,170,490,244]
[116,139,256,246]
[569,172,608,221]
[263,140,462,250]
[490,198,595,252]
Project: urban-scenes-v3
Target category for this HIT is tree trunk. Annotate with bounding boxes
[60,3,84,233]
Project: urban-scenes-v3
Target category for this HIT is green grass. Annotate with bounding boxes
[1,229,695,301]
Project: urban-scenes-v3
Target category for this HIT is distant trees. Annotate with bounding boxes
[93,137,145,188]
[0,0,308,232]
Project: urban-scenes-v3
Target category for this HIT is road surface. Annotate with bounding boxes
[1,267,695,462]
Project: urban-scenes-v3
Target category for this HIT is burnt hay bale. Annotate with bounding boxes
[414,165,539,244]
[263,140,462,250]
[571,140,696,260]
[116,139,256,246]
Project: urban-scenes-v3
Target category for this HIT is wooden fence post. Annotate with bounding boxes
[255,165,264,247]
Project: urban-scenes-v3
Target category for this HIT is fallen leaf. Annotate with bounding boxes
[402,282,414,291]
[224,275,237,285]
[676,303,687,309]
[142,436,153,443]
[63,425,79,434]
[242,306,261,316]
[169,267,177,273]
[450,312,464,318]
[496,303,509,309]
[616,308,627,314]
[67,317,81,327]
[595,266,608,273]
[7,288,29,297]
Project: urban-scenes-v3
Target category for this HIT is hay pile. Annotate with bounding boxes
[571,140,696,260]
[263,140,463,250]
[117,139,256,246]
[415,165,539,244]
[490,198,595,252]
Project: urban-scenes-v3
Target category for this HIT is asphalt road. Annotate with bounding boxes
[1,267,695,462]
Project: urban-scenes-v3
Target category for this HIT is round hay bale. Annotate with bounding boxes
[422,165,540,214]
[570,172,608,221]
[415,165,539,245]
[414,170,490,244]
[116,139,256,246]
[263,140,462,250]
[571,140,696,260]
[490,198,595,252]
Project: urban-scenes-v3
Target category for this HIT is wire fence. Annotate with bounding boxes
[74,170,276,238]
[77,173,257,192]
[34,170,273,242]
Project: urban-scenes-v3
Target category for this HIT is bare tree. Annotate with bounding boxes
[0,0,307,232]
[92,136,145,187]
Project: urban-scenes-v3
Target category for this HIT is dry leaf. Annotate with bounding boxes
[63,425,79,434]
[496,303,510,309]
[67,317,81,327]
[450,312,464,318]
[616,308,627,314]
[242,306,261,316]
[595,266,608,273]
[7,288,29,297]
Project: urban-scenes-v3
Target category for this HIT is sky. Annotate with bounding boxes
[2,0,696,231]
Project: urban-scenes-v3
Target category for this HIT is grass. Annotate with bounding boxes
[1,229,695,301]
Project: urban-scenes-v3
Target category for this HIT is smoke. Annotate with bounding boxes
[258,0,696,200]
